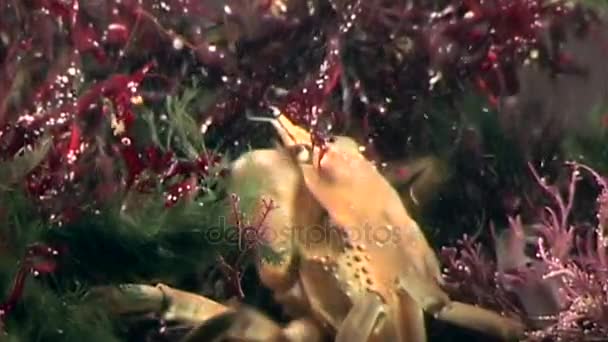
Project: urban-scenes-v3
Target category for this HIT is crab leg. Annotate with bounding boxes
[395,291,427,342]
[282,317,326,342]
[89,283,232,324]
[433,301,526,341]
[182,304,326,342]
[92,283,325,342]
[335,291,387,342]
[396,277,525,341]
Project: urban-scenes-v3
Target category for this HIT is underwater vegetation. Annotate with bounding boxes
[442,162,608,341]
[1,0,608,341]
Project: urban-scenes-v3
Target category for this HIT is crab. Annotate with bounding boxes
[93,111,526,341]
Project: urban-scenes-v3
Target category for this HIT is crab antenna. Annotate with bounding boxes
[245,115,275,125]
[245,106,281,123]
[245,107,311,148]
[245,108,290,142]
[245,115,277,123]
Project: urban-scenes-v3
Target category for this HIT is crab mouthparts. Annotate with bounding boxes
[273,114,313,147]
